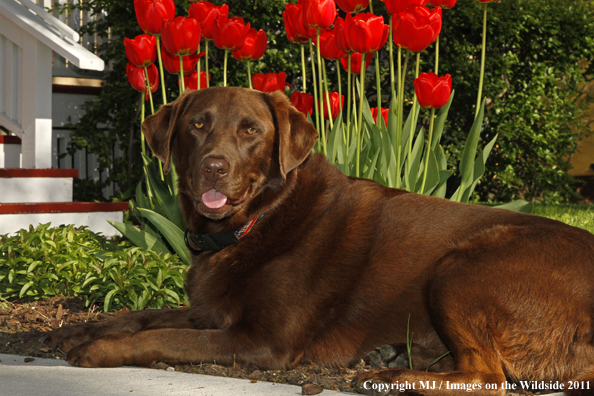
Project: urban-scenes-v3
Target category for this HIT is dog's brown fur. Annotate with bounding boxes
[47,87,594,395]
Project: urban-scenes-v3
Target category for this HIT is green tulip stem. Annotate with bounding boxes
[301,45,307,93]
[205,41,210,87]
[143,65,155,115]
[197,41,201,90]
[368,0,373,13]
[374,52,381,125]
[178,55,185,94]
[388,15,395,98]
[435,35,439,75]
[475,2,487,119]
[420,108,436,195]
[345,53,352,170]
[316,29,327,155]
[140,93,146,157]
[223,49,228,87]
[408,52,421,176]
[247,61,253,89]
[155,36,167,105]
[395,46,402,188]
[356,53,366,178]
[309,39,321,145]
[336,59,343,113]
[322,59,333,131]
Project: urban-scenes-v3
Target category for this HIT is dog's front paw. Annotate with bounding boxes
[353,370,393,395]
[67,334,130,368]
[45,322,102,352]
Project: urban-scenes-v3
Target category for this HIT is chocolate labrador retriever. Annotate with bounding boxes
[47,87,594,395]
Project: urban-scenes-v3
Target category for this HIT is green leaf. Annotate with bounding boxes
[137,209,191,266]
[108,221,170,255]
[457,98,486,198]
[431,90,455,150]
[19,281,35,298]
[494,200,532,214]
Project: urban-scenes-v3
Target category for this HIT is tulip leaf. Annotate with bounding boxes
[458,97,486,191]
[108,220,170,256]
[407,128,425,193]
[431,90,455,150]
[494,199,532,214]
[137,208,191,266]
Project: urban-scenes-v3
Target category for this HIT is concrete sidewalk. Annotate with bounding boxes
[0,353,353,396]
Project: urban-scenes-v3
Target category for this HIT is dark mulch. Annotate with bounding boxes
[0,297,537,395]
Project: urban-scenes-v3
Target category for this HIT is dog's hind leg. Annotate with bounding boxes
[46,308,195,353]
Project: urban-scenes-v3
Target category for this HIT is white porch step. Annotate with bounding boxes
[0,168,76,203]
[0,201,129,236]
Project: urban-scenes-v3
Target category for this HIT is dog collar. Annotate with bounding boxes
[184,212,267,254]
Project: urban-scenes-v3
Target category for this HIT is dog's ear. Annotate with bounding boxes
[268,91,319,179]
[141,99,183,174]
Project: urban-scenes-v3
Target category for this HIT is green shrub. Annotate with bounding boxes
[0,224,187,312]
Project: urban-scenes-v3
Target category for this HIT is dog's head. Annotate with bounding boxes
[141,87,318,224]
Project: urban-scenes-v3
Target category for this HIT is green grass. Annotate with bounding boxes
[532,204,594,234]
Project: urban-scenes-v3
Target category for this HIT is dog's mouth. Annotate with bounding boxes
[199,185,251,216]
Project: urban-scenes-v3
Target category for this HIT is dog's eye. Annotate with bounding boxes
[246,127,258,135]
[194,122,204,129]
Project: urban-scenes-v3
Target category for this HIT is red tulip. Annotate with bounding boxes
[333,17,351,53]
[231,28,268,61]
[290,91,315,116]
[126,62,159,100]
[283,3,317,43]
[188,2,229,40]
[213,16,250,51]
[344,12,389,54]
[252,72,290,93]
[429,0,456,8]
[161,46,205,74]
[414,72,452,109]
[302,0,337,29]
[317,92,344,120]
[393,5,442,53]
[124,34,157,67]
[370,107,389,125]
[134,0,175,35]
[384,0,429,14]
[335,0,369,13]
[184,71,211,90]
[161,17,201,56]
[314,29,347,60]
[340,51,374,74]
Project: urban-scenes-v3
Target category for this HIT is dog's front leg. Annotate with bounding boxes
[67,328,280,369]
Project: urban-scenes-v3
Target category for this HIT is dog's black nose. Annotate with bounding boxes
[202,156,230,181]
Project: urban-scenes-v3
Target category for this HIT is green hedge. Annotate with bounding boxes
[0,224,187,312]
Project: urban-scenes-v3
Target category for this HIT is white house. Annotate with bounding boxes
[0,0,127,236]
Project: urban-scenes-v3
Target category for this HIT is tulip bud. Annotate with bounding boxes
[414,72,452,109]
[184,71,211,91]
[126,63,159,101]
[124,34,157,67]
[335,0,369,14]
[317,92,344,120]
[290,91,315,116]
[134,0,175,35]
[161,17,201,56]
[231,28,268,61]
[213,16,251,51]
[370,107,389,125]
[393,5,442,53]
[252,72,290,93]
[188,2,229,40]
[340,52,374,74]
[284,3,317,43]
[313,29,347,60]
[344,12,389,54]
[302,0,338,29]
[384,0,429,14]
[161,46,205,75]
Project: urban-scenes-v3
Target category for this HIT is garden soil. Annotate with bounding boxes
[0,297,535,395]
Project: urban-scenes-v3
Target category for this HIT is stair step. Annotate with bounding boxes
[0,201,129,236]
[0,168,77,203]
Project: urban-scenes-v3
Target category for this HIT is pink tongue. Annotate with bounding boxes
[202,189,228,209]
